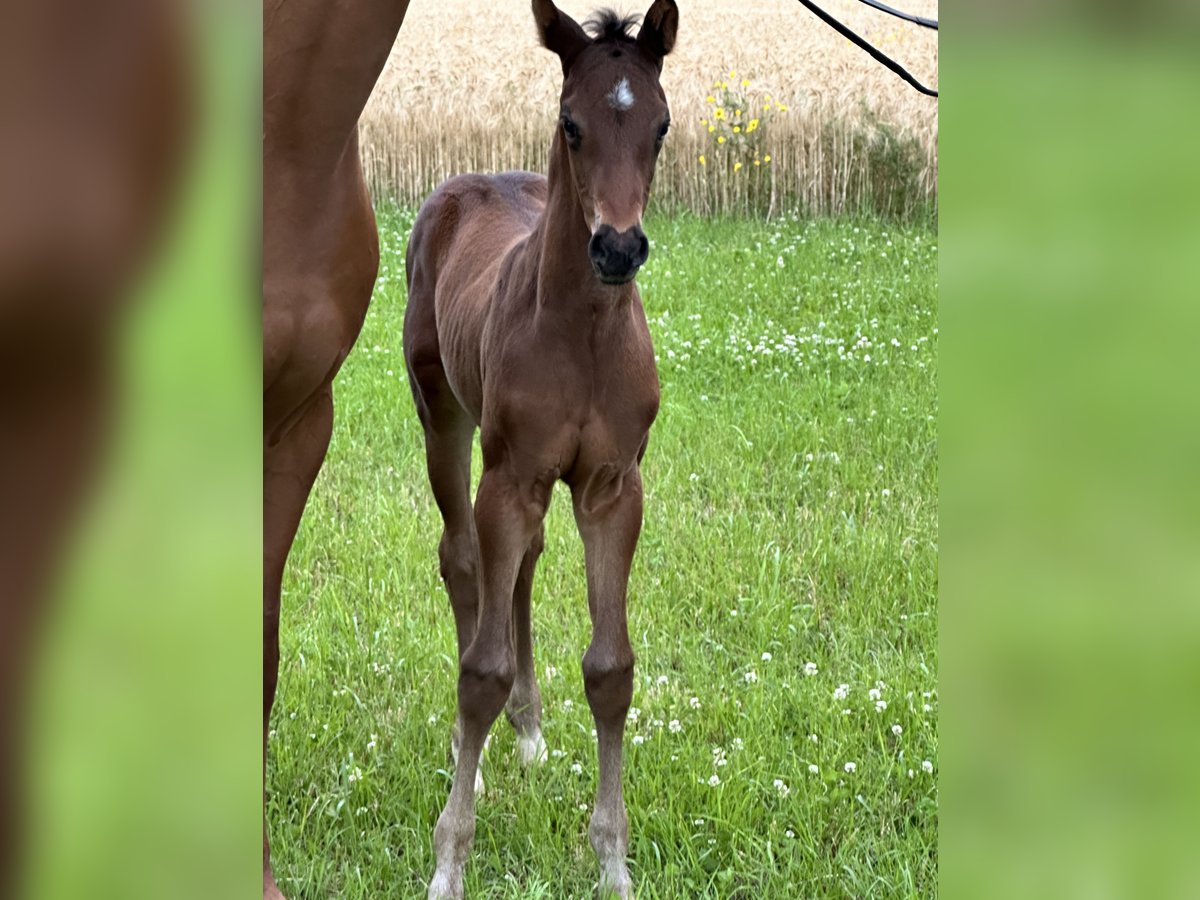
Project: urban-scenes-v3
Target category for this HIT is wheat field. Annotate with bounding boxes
[361,0,938,219]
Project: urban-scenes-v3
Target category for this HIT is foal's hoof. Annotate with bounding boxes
[597,862,633,899]
[263,870,287,900]
[516,729,548,767]
[428,868,464,900]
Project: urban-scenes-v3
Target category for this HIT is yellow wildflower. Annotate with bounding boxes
[706,95,715,104]
[708,125,715,133]
[733,125,741,133]
[728,70,737,79]
[699,154,706,165]
[734,161,743,172]
[714,108,725,120]
[720,81,728,89]
[741,79,750,87]
[717,136,726,144]
[754,159,761,166]
[764,154,772,162]
[777,103,789,112]
[747,118,759,133]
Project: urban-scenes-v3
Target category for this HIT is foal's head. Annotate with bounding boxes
[533,0,678,285]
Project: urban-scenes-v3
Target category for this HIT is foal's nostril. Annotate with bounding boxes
[589,224,649,283]
[632,230,650,268]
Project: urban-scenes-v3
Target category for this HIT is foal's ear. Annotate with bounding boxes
[532,0,589,74]
[637,0,678,67]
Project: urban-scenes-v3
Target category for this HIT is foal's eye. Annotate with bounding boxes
[561,116,581,148]
[656,120,670,146]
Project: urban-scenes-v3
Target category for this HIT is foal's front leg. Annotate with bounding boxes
[429,466,542,900]
[573,468,644,900]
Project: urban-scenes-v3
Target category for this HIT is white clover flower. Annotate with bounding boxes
[628,707,640,723]
[785,829,795,838]
[762,651,773,662]
[732,737,744,751]
[921,760,934,774]
[844,762,857,774]
[875,700,888,712]
[708,774,721,787]
[833,684,850,701]
[773,779,791,797]
[923,704,933,713]
[868,688,882,702]
[881,488,891,497]
[908,769,914,778]
[891,724,903,736]
[656,674,669,686]
[808,764,820,774]
[744,670,758,684]
[669,719,682,733]
[803,661,819,677]
[694,818,704,826]
[570,762,583,775]
[632,735,645,746]
[690,697,701,710]
[366,734,378,752]
[810,734,818,743]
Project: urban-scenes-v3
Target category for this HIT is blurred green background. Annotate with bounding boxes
[941,19,1200,900]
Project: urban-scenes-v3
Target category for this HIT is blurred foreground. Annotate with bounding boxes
[1,1,256,898]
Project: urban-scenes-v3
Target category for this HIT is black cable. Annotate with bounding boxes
[854,0,938,30]
[795,0,939,97]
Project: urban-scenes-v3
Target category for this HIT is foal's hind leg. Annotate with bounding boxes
[506,525,547,766]
[408,362,486,795]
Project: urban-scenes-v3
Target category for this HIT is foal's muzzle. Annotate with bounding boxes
[588,224,650,285]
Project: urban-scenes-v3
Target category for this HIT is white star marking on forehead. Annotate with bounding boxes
[607,77,635,111]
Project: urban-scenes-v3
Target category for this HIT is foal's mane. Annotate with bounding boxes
[581,8,642,43]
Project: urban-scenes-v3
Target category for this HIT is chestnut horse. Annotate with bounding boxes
[403,3,677,897]
[264,0,412,896]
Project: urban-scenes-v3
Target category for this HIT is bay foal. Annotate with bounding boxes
[404,2,677,896]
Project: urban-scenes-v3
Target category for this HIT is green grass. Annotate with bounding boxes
[271,207,938,898]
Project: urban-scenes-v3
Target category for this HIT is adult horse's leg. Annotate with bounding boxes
[572,470,642,900]
[263,389,335,900]
[429,466,543,899]
[407,361,486,793]
[506,524,547,766]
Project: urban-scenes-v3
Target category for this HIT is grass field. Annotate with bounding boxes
[362,0,938,218]
[269,205,939,897]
